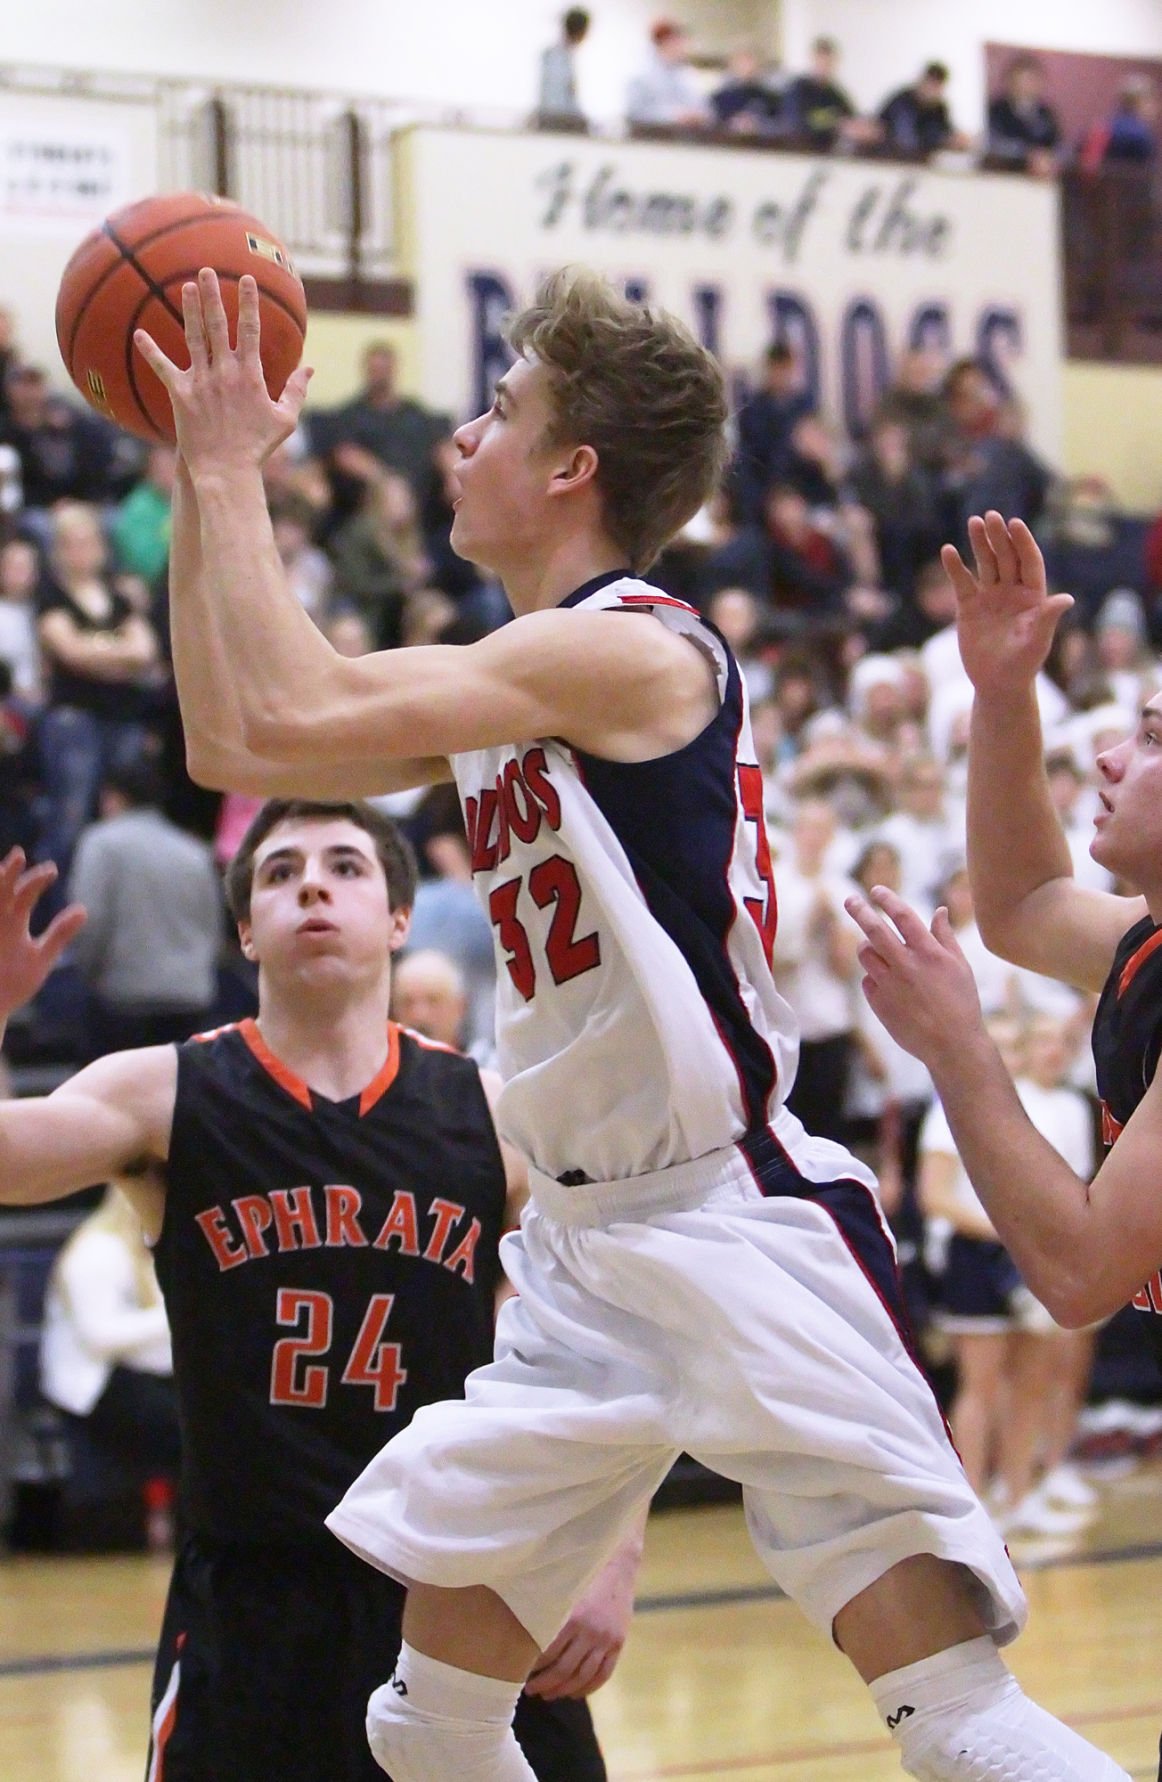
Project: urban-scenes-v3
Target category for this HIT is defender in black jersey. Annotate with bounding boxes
[847,510,1162,1778]
[0,803,632,1782]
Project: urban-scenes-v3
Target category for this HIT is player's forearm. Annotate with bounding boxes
[170,462,250,777]
[188,466,345,750]
[925,1032,1100,1324]
[966,686,1072,956]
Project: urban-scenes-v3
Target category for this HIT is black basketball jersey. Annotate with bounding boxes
[1092,915,1162,1366]
[153,1019,506,1546]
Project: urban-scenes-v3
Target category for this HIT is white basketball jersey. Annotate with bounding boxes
[450,573,801,1181]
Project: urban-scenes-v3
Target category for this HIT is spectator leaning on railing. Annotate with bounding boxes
[626,18,710,130]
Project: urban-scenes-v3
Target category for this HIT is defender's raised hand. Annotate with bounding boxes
[941,511,1074,698]
[844,884,982,1069]
[134,269,312,476]
[0,850,86,1020]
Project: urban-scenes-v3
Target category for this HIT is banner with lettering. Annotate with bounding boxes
[399,124,1063,459]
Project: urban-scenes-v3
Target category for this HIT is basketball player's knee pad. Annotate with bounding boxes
[871,1637,1130,1782]
[366,1644,535,1782]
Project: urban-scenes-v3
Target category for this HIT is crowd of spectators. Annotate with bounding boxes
[535,11,1160,179]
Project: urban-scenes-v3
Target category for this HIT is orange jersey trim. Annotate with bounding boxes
[1118,926,1162,997]
[238,1018,402,1117]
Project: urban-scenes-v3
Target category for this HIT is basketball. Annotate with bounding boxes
[54,191,307,443]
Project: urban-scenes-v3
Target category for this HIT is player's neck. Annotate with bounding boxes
[254,983,393,1102]
[501,531,628,615]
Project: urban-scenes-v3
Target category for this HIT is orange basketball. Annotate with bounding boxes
[55,192,307,444]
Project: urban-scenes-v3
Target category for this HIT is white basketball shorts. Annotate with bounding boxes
[327,1128,1026,1652]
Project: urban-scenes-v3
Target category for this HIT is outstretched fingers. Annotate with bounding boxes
[982,509,1020,585]
[133,324,183,392]
[198,267,232,359]
[181,280,210,371]
[10,860,61,925]
[235,274,262,365]
[37,902,88,971]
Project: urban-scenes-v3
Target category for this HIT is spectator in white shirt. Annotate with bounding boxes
[41,1184,180,1517]
[627,19,711,129]
[0,536,42,703]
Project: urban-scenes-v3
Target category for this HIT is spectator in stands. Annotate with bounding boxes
[710,43,787,138]
[772,797,861,1145]
[1093,586,1158,712]
[111,444,175,585]
[702,481,853,625]
[787,36,879,152]
[537,8,590,128]
[0,660,37,858]
[940,358,1052,549]
[731,341,814,521]
[874,347,951,479]
[36,502,161,882]
[878,62,969,158]
[393,948,472,1050]
[626,19,710,130]
[876,752,958,911]
[0,535,43,702]
[402,782,497,1050]
[68,758,223,1057]
[0,307,20,429]
[315,341,449,522]
[986,54,1062,177]
[40,1182,180,1520]
[328,465,434,648]
[0,366,123,533]
[848,418,942,602]
[1085,74,1159,166]
[271,494,333,624]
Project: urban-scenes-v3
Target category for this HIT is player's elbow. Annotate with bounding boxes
[1037,1268,1108,1331]
[185,739,233,791]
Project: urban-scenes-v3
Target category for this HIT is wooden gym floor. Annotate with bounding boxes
[3,1466,1161,1780]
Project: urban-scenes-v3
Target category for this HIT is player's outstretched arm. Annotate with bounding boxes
[136,271,717,768]
[946,512,1143,991]
[169,456,448,799]
[138,276,447,798]
[0,851,174,1210]
[847,885,1162,1325]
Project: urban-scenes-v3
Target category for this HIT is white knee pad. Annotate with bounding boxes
[871,1638,1130,1782]
[366,1644,535,1782]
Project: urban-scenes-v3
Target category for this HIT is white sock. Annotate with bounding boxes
[870,1637,1129,1781]
[366,1641,534,1781]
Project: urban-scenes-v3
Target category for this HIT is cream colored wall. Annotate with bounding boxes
[1062,362,1162,513]
[301,314,420,408]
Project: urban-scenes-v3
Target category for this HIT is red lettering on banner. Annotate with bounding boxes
[424,1197,464,1264]
[270,1186,322,1251]
[324,1185,367,1246]
[443,1218,482,1283]
[372,1192,421,1255]
[195,1207,247,1271]
[233,1195,274,1259]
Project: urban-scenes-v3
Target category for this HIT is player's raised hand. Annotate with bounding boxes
[940,511,1074,698]
[133,270,312,475]
[844,884,982,1069]
[0,850,86,1019]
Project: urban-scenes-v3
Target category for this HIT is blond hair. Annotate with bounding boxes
[508,268,729,572]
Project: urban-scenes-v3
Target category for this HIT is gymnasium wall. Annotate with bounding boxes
[4,2,1162,511]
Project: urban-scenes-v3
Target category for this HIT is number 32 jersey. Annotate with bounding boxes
[450,574,801,1183]
[154,1019,505,1546]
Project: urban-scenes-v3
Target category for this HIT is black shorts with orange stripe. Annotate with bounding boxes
[147,1536,607,1782]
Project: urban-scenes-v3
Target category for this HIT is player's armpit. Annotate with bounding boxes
[248,607,720,768]
[1074,1067,1162,1326]
[0,1046,176,1208]
[977,877,1148,996]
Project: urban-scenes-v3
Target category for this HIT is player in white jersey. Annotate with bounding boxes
[137,269,1128,1782]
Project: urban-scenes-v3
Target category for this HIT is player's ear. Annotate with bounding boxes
[388,906,411,954]
[237,919,258,962]
[548,442,598,496]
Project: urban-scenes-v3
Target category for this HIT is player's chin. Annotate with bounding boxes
[449,509,491,569]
